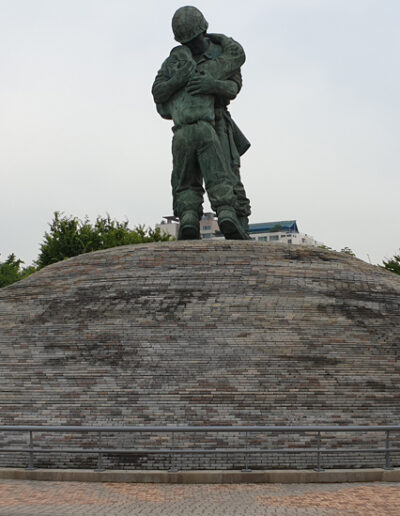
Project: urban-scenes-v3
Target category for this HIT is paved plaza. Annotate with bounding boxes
[0,480,399,515]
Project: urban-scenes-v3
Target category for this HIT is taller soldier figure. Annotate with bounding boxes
[152,6,251,240]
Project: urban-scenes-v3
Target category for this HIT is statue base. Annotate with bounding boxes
[1,241,399,470]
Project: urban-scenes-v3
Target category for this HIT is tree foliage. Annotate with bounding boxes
[36,212,172,268]
[382,252,400,275]
[0,254,36,288]
[1,212,173,288]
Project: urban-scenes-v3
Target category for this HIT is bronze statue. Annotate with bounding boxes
[152,6,251,240]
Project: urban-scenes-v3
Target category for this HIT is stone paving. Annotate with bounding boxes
[0,480,399,515]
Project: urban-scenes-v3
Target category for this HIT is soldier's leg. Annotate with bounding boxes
[172,125,204,239]
[195,121,249,240]
[232,168,251,234]
[214,117,251,235]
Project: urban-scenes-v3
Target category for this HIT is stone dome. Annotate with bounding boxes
[1,241,399,468]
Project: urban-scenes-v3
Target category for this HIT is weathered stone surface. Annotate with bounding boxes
[0,241,399,469]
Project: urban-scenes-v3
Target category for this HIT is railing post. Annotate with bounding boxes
[241,431,252,472]
[95,431,104,472]
[168,431,179,472]
[314,431,324,472]
[384,430,393,470]
[25,430,35,471]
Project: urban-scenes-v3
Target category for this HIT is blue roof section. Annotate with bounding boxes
[248,220,299,234]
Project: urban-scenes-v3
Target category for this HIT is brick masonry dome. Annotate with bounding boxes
[1,241,400,468]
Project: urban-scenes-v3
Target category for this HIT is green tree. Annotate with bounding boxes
[36,212,172,268]
[0,254,36,288]
[382,252,400,275]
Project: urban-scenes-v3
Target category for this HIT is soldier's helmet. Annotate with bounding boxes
[172,6,209,44]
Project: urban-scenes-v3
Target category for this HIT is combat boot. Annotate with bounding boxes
[178,210,200,240]
[239,216,251,239]
[217,206,249,240]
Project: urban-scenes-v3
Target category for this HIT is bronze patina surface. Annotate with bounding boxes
[152,6,251,240]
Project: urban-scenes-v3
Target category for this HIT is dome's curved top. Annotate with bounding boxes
[0,241,399,430]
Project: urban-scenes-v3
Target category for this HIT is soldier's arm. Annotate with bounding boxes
[152,56,194,104]
[209,78,239,100]
[187,35,244,99]
[208,34,246,80]
[209,36,244,99]
[187,69,242,100]
[152,64,177,104]
[216,69,242,99]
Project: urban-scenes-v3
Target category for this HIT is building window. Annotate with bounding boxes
[202,225,212,231]
[202,233,212,239]
[288,239,292,244]
[258,236,267,241]
[269,235,279,241]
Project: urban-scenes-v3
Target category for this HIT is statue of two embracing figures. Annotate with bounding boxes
[152,6,252,240]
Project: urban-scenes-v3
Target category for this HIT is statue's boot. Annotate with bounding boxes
[217,206,249,240]
[178,210,200,240]
[239,216,251,239]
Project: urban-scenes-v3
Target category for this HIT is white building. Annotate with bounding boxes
[156,215,180,239]
[156,215,320,246]
[248,220,320,246]
[199,212,221,239]
[156,212,222,240]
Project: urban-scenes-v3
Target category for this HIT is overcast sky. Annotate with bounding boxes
[1,0,399,265]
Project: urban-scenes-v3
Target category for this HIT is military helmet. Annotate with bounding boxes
[172,6,209,44]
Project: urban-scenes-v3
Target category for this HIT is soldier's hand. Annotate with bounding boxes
[187,71,218,95]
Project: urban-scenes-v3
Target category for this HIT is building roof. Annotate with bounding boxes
[162,216,179,223]
[249,220,299,234]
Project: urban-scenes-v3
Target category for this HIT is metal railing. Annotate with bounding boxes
[0,425,399,472]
